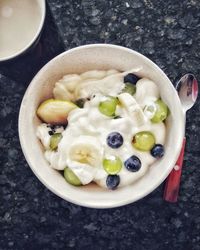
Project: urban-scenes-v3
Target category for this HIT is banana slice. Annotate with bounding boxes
[37,99,77,125]
[75,74,125,99]
[65,136,103,185]
[53,82,74,101]
[62,74,81,92]
[80,69,119,80]
[80,70,107,80]
[135,78,160,107]
[118,93,146,126]
[68,136,103,167]
[53,74,81,101]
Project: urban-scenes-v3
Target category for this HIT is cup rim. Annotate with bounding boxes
[18,44,185,208]
[0,0,46,62]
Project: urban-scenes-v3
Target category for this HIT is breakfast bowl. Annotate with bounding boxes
[18,44,185,208]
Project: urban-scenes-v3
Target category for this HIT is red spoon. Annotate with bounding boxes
[163,74,198,202]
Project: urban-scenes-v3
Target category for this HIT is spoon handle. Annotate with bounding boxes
[163,137,186,202]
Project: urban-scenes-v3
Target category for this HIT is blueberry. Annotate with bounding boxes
[106,175,120,190]
[151,144,164,158]
[124,73,140,85]
[124,155,141,172]
[48,131,54,136]
[107,132,123,148]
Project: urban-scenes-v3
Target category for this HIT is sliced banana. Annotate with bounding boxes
[135,78,160,107]
[65,135,103,185]
[106,69,119,76]
[74,78,97,99]
[62,74,81,92]
[75,74,125,99]
[80,69,120,80]
[37,99,77,125]
[118,93,146,126]
[68,136,103,167]
[53,74,81,101]
[80,70,107,80]
[53,81,74,101]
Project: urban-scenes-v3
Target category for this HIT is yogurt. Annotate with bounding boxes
[37,69,166,188]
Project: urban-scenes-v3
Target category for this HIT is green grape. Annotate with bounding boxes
[103,156,122,175]
[98,97,118,117]
[122,83,136,95]
[132,131,155,151]
[151,99,169,123]
[64,167,82,186]
[50,133,62,150]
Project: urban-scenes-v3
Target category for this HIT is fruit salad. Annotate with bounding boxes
[36,69,169,190]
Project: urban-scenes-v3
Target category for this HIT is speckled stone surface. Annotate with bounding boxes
[0,1,200,249]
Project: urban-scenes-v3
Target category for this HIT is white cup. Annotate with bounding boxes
[0,0,46,62]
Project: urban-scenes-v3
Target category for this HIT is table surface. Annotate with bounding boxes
[0,1,200,249]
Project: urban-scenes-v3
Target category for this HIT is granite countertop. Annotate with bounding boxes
[0,0,200,249]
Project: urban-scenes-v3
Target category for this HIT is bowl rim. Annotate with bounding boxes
[0,0,46,62]
[18,44,185,208]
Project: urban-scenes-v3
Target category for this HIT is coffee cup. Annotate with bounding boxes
[0,0,46,62]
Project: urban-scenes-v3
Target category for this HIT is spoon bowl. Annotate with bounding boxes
[176,74,198,112]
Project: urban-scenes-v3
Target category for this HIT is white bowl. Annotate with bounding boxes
[0,0,46,62]
[18,44,185,208]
